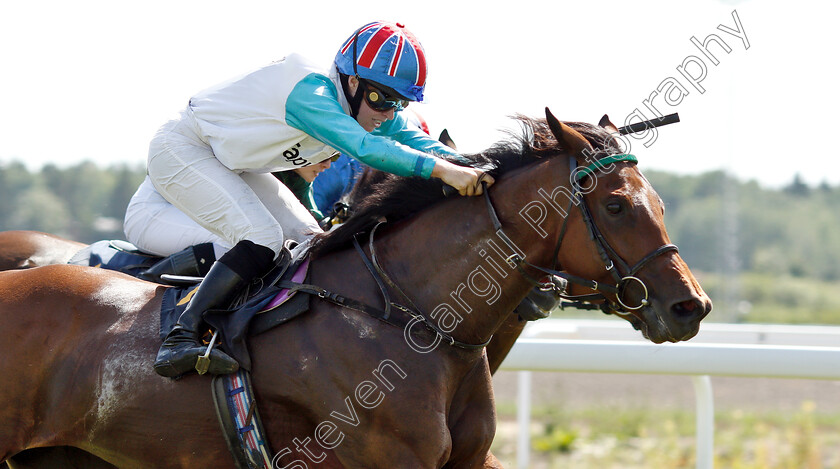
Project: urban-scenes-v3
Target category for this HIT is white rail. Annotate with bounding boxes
[497,320,840,469]
[500,339,840,379]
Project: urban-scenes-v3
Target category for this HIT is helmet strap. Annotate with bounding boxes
[339,71,365,119]
[337,28,365,119]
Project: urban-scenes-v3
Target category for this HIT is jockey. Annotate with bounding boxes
[273,156,337,224]
[311,153,365,219]
[135,159,334,284]
[123,21,494,379]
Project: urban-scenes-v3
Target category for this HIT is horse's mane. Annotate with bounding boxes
[310,116,621,256]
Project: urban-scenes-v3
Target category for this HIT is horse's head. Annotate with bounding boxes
[544,108,712,343]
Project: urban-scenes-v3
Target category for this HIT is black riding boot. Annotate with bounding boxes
[139,243,215,283]
[153,261,244,378]
[153,240,279,378]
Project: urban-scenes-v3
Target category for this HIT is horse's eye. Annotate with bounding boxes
[606,202,623,215]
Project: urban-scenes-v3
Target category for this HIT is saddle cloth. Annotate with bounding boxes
[68,239,159,276]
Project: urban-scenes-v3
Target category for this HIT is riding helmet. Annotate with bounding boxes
[335,21,427,102]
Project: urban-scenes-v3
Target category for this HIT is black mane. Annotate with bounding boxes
[310,116,620,256]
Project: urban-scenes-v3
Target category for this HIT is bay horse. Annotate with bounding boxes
[0,227,524,375]
[0,109,711,468]
[0,163,527,376]
[0,231,86,271]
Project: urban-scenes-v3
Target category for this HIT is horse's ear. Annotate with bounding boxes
[545,107,594,156]
[598,114,619,134]
[438,129,457,150]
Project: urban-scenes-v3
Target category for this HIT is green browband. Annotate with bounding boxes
[574,153,637,181]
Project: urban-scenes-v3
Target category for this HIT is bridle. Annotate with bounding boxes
[343,152,678,349]
[342,115,685,346]
[489,153,678,316]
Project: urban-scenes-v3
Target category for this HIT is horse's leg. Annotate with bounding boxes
[446,355,501,468]
[480,452,505,469]
[485,314,527,375]
[0,230,86,271]
[253,308,458,468]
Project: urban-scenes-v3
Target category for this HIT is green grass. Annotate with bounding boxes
[492,402,840,468]
[492,271,840,467]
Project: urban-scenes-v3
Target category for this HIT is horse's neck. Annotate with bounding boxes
[376,157,571,345]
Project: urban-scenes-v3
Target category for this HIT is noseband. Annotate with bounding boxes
[487,153,678,316]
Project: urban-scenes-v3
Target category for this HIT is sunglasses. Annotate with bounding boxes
[362,82,409,112]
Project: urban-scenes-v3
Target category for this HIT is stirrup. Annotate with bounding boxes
[196,331,220,374]
[154,341,239,378]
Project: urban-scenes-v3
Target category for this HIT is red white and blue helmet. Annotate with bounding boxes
[335,21,427,102]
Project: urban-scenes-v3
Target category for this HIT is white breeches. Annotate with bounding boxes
[124,111,321,257]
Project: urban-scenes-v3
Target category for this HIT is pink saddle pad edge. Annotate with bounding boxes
[261,258,310,312]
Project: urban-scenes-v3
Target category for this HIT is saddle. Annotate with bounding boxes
[159,254,311,369]
[160,252,312,469]
[69,240,313,468]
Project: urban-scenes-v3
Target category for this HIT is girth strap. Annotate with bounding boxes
[211,370,274,469]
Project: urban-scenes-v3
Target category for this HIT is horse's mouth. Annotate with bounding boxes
[637,323,679,344]
[632,307,700,344]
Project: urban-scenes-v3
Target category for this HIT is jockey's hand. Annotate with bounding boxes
[431,159,495,196]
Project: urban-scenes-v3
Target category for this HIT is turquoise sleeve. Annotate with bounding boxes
[375,113,463,162]
[285,74,438,178]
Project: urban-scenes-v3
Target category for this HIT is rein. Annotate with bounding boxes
[352,228,492,350]
[278,237,490,350]
[488,153,679,316]
[296,152,676,345]
[277,264,488,350]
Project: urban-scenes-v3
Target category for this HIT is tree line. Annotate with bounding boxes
[1,160,838,283]
[0,161,145,243]
[647,170,840,281]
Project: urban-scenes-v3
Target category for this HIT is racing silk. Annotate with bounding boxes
[274,171,324,222]
[312,154,366,214]
[187,54,458,177]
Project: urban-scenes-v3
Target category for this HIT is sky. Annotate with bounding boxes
[1,0,837,188]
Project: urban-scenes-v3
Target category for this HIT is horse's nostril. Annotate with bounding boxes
[672,299,701,318]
